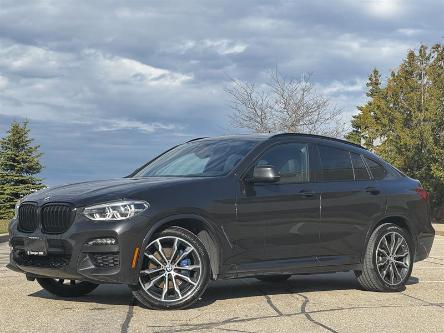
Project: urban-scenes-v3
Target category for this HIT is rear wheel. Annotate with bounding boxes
[256,275,291,282]
[355,223,413,292]
[37,278,98,297]
[131,227,210,310]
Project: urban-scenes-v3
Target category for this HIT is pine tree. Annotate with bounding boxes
[346,44,444,218]
[0,121,44,218]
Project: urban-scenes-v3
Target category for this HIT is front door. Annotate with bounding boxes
[236,141,320,273]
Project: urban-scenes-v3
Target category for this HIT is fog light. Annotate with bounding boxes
[87,238,117,246]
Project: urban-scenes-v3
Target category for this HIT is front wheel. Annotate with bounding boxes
[131,227,211,310]
[37,278,99,297]
[355,223,413,292]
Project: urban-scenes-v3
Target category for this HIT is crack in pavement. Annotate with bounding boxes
[121,297,136,333]
[149,303,435,332]
[154,317,240,333]
[292,292,339,333]
[401,292,444,309]
[242,280,283,316]
[219,327,256,333]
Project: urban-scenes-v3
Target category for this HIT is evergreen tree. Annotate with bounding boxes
[346,44,444,217]
[0,121,44,218]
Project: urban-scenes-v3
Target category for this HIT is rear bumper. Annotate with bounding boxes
[7,214,150,285]
[415,227,435,262]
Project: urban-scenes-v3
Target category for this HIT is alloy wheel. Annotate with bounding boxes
[375,231,410,285]
[139,236,202,302]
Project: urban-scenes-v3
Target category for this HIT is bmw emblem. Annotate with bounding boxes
[43,196,51,202]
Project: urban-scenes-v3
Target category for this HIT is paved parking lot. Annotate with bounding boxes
[0,236,443,333]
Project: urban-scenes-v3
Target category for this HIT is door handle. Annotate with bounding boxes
[365,187,380,195]
[299,190,315,198]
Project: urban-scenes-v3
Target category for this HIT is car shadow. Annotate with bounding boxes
[28,271,384,310]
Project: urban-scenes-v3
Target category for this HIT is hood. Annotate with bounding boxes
[24,177,201,206]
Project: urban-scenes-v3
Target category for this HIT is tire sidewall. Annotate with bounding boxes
[131,227,211,310]
[371,224,414,291]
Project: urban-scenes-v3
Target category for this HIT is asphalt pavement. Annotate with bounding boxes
[0,236,443,333]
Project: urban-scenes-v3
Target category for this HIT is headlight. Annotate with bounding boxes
[83,200,149,221]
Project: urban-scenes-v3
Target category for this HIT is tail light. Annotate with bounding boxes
[415,187,429,201]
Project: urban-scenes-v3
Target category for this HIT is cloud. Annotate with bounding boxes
[96,119,178,134]
[0,0,442,184]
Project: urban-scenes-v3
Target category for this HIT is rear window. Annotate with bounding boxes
[318,145,354,181]
[364,157,386,180]
[350,153,370,180]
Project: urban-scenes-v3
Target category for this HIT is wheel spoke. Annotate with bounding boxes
[394,250,409,258]
[173,246,193,266]
[377,248,389,257]
[147,254,163,267]
[389,233,396,254]
[140,267,164,275]
[171,274,182,298]
[143,273,165,291]
[170,238,179,262]
[58,279,64,285]
[176,265,200,271]
[393,237,404,255]
[389,263,395,284]
[155,239,169,264]
[174,272,197,286]
[161,274,169,301]
[377,257,389,267]
[392,262,402,282]
[381,237,390,252]
[394,260,409,268]
[70,280,76,285]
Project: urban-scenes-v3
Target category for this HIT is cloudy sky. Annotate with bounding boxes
[0,0,443,185]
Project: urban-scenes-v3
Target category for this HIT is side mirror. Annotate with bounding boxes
[249,165,280,183]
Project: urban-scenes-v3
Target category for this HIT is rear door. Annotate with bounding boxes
[313,145,386,266]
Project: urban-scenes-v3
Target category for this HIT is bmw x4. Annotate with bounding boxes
[7,134,435,309]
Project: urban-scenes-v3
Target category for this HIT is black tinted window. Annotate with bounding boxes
[351,153,370,180]
[255,143,309,184]
[365,158,386,179]
[318,145,354,181]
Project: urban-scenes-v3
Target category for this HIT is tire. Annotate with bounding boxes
[37,278,99,297]
[131,227,211,310]
[355,223,414,292]
[256,275,291,282]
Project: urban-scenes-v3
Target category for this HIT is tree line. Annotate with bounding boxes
[0,43,443,220]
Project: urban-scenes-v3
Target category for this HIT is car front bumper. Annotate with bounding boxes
[7,214,151,285]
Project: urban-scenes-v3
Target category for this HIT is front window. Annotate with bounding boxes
[134,139,258,177]
[252,143,309,184]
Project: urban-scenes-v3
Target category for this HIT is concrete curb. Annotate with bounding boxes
[0,233,9,244]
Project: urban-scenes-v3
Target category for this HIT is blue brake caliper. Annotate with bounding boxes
[178,250,191,277]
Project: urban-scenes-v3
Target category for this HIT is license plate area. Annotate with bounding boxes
[24,237,48,256]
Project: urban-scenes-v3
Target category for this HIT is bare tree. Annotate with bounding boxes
[225,69,345,137]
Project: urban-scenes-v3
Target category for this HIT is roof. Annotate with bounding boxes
[187,133,365,150]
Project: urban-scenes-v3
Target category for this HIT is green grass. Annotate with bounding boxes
[0,219,9,234]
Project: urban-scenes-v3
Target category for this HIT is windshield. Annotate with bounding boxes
[134,139,258,177]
